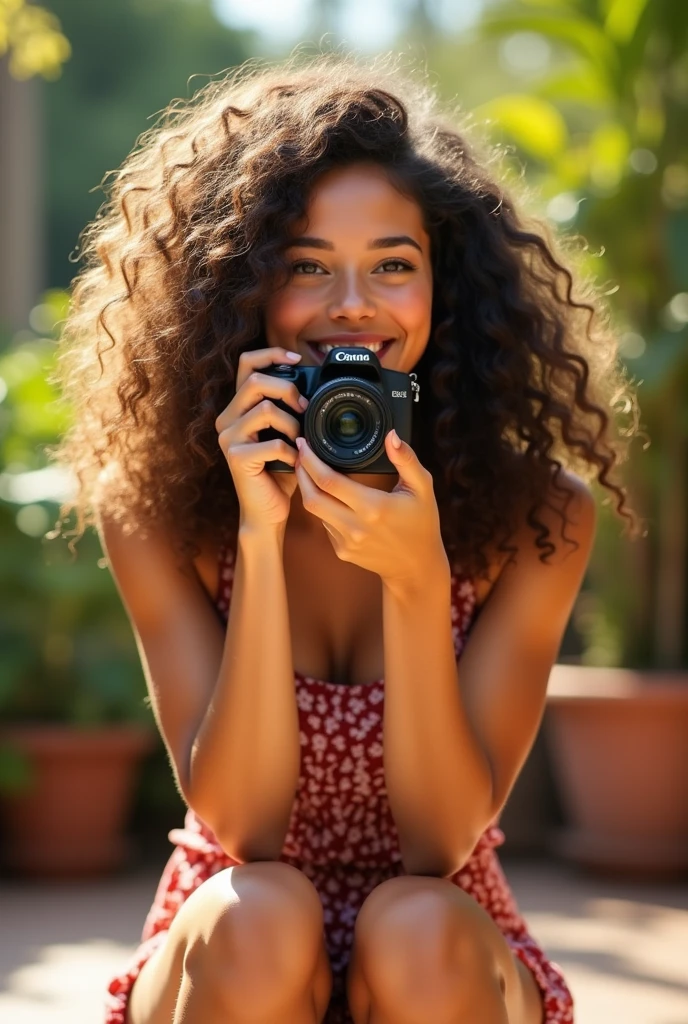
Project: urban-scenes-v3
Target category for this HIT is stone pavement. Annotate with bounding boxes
[0,856,686,1023]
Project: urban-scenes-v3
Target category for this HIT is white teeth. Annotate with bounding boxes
[314,341,388,354]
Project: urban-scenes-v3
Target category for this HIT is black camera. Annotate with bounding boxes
[258,347,419,473]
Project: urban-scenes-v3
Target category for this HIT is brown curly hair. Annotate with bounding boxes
[49,51,644,580]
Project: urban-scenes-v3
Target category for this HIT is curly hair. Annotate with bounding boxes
[49,50,643,580]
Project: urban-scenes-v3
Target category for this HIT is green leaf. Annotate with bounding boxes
[537,66,612,105]
[477,94,568,161]
[40,289,72,332]
[603,0,650,45]
[636,95,666,148]
[482,10,619,79]
[588,121,630,189]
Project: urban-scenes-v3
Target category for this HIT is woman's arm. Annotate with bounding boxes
[190,524,300,861]
[289,434,597,878]
[97,513,299,863]
[381,472,597,878]
[381,557,492,878]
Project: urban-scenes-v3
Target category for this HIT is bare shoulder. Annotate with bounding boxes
[472,467,596,611]
[93,470,215,624]
[519,466,597,565]
[94,475,225,621]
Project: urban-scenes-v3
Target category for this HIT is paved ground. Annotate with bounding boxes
[0,856,686,1023]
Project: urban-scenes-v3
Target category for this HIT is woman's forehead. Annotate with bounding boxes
[292,164,428,244]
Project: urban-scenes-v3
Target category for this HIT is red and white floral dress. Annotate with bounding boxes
[106,542,574,1024]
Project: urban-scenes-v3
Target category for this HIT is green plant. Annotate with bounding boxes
[0,497,149,725]
[0,292,150,789]
[0,0,71,80]
[476,0,688,669]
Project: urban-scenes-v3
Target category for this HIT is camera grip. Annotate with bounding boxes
[257,395,301,473]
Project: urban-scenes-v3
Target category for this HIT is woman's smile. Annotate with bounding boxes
[304,333,398,364]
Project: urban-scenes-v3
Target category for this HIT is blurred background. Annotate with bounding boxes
[0,1,687,1022]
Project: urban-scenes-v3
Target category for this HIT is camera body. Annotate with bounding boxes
[259,347,417,473]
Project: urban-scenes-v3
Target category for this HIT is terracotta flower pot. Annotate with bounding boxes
[544,664,688,879]
[0,723,154,878]
[498,728,562,855]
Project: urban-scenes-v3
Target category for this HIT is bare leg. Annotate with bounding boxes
[347,876,544,1024]
[126,861,333,1024]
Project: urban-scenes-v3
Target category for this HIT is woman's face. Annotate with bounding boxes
[264,162,433,373]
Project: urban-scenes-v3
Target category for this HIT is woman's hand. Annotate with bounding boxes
[294,430,450,590]
[215,347,309,531]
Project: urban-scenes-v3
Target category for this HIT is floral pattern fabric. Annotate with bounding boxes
[105,543,574,1024]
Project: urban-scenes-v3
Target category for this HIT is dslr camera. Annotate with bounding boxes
[259,347,419,473]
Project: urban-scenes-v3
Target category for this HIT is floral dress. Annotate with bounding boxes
[105,542,574,1024]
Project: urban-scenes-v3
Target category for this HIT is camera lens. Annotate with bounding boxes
[328,404,366,444]
[304,378,391,469]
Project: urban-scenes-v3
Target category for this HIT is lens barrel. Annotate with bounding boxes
[304,377,391,470]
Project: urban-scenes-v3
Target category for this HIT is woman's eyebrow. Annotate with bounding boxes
[286,234,423,253]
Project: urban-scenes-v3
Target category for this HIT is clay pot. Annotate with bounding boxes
[544,664,688,879]
[0,724,154,878]
[498,728,563,856]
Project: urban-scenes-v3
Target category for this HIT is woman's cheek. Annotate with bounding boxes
[387,283,432,330]
[265,290,314,340]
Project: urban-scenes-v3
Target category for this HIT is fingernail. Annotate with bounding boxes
[295,436,304,451]
[390,429,402,450]
[285,350,302,361]
[298,395,309,410]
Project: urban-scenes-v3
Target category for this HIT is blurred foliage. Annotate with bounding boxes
[461,0,688,669]
[0,0,70,80]
[0,0,250,808]
[41,0,253,289]
[0,291,151,744]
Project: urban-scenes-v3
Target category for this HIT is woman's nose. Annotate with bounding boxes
[327,270,376,320]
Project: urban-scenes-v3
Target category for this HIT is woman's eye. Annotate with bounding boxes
[292,261,324,275]
[377,259,414,273]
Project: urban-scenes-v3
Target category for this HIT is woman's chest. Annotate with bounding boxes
[192,529,386,686]
[193,530,497,688]
[283,531,385,687]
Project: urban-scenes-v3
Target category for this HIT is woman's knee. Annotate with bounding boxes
[354,876,504,996]
[177,861,328,1001]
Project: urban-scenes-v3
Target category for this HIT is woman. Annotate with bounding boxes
[51,53,641,1024]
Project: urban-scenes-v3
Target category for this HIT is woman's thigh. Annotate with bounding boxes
[125,861,333,1024]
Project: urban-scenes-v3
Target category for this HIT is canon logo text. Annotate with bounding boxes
[334,350,370,362]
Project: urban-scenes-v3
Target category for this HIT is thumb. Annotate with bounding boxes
[385,430,427,491]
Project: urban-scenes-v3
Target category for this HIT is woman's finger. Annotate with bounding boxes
[385,430,432,495]
[294,458,358,532]
[295,438,376,514]
[320,520,346,547]
[216,373,306,437]
[235,347,301,391]
[223,436,298,475]
[225,398,300,445]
